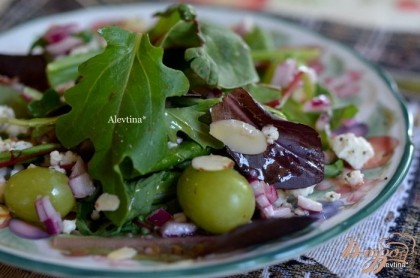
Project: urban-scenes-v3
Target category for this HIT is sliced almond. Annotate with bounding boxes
[107,247,137,261]
[209,119,267,155]
[192,155,234,171]
[95,193,120,212]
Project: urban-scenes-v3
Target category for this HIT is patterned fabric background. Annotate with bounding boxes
[0,1,419,277]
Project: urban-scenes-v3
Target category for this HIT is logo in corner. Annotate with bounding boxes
[341,232,416,274]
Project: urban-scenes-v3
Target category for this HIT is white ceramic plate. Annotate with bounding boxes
[0,3,414,277]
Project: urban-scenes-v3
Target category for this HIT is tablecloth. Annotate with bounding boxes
[0,1,418,277]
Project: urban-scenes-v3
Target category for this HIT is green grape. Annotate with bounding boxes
[5,167,75,223]
[177,166,255,234]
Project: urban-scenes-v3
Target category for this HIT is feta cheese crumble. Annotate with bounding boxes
[262,125,279,144]
[341,170,364,187]
[50,150,78,166]
[0,105,27,136]
[0,138,33,152]
[331,133,374,169]
[62,219,77,234]
[325,191,341,202]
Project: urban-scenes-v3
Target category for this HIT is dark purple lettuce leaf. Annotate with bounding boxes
[0,54,48,91]
[211,88,324,189]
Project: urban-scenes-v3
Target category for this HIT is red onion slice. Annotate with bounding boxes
[43,24,79,44]
[8,218,50,239]
[147,208,173,227]
[46,36,83,57]
[303,95,331,112]
[68,173,95,198]
[271,59,298,88]
[35,196,63,235]
[69,157,95,198]
[251,180,293,218]
[70,157,86,178]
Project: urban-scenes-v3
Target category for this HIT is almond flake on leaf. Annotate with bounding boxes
[192,155,234,171]
[211,88,324,190]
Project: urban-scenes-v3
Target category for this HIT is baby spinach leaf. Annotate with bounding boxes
[150,4,258,89]
[56,26,189,225]
[185,22,259,89]
[243,24,275,51]
[148,3,202,48]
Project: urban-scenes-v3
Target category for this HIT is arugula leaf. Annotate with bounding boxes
[165,98,223,149]
[125,171,180,221]
[56,26,189,225]
[76,171,180,236]
[119,140,209,179]
[185,22,259,89]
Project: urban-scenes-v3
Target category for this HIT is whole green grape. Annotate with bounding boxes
[5,167,75,223]
[177,166,255,234]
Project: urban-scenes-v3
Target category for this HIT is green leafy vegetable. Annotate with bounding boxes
[243,24,275,51]
[0,143,60,167]
[251,47,321,63]
[47,50,102,88]
[281,98,319,127]
[244,83,282,104]
[28,89,65,117]
[56,26,189,225]
[125,171,180,221]
[165,98,222,148]
[185,22,259,88]
[120,140,209,179]
[330,104,358,130]
[150,4,258,89]
[324,159,344,178]
[76,171,180,236]
[0,84,31,118]
[149,3,202,48]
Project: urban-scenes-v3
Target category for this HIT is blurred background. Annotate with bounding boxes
[1,0,419,98]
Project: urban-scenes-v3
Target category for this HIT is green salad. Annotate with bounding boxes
[0,4,388,260]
